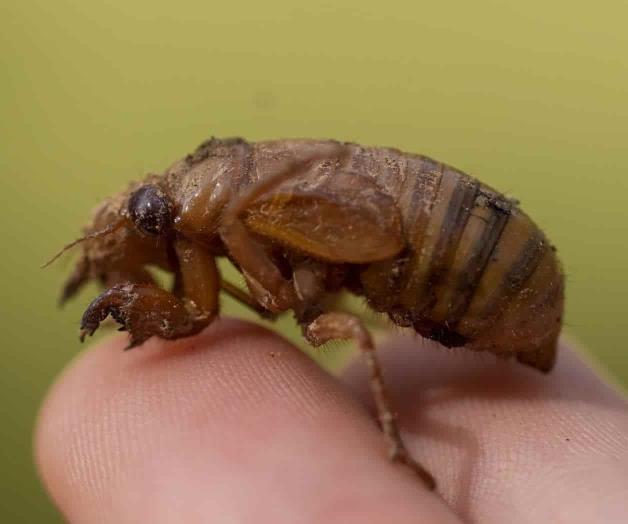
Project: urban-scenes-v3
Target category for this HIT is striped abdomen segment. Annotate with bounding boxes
[373,156,562,353]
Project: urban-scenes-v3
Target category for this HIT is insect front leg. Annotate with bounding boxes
[80,238,219,348]
[304,312,436,490]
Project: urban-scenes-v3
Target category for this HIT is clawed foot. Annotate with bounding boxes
[80,283,205,349]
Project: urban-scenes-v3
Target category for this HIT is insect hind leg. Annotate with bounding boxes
[303,311,436,490]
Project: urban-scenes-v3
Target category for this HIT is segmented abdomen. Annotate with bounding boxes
[355,147,564,362]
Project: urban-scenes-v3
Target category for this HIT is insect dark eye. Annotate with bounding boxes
[128,185,172,235]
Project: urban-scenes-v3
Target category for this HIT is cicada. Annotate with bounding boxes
[51,138,564,489]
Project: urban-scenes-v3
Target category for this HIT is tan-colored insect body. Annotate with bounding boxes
[57,137,564,489]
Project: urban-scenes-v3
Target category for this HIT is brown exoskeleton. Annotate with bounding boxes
[52,137,564,490]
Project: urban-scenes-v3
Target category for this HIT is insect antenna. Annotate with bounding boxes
[41,219,125,268]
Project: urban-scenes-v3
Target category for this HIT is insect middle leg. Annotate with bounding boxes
[218,143,347,312]
[220,278,278,320]
[304,312,436,490]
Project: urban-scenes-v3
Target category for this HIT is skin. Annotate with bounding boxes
[36,322,628,524]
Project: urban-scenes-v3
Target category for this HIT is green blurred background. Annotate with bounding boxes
[2,0,627,520]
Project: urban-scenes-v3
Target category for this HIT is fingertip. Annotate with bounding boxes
[35,319,321,522]
[341,335,628,522]
[36,319,462,523]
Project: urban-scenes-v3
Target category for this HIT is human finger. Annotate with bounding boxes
[36,319,463,524]
[342,337,628,523]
